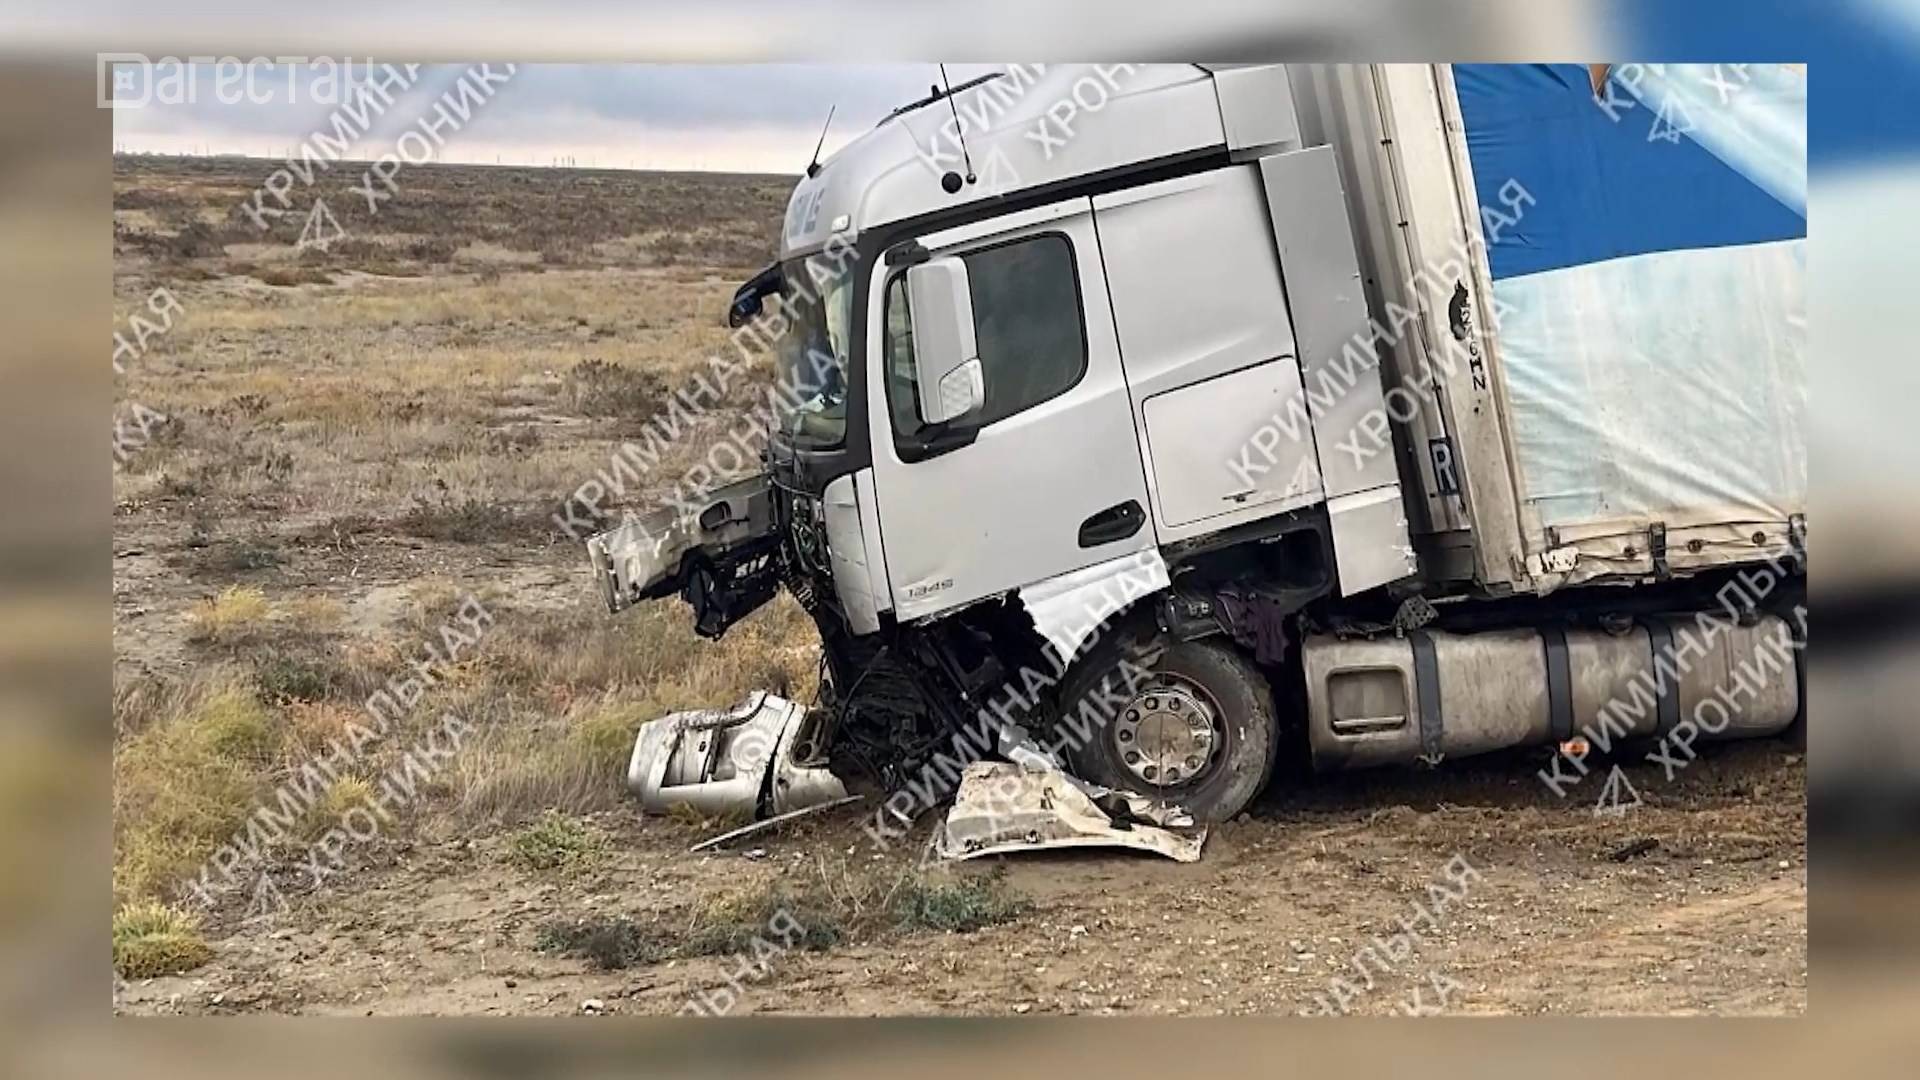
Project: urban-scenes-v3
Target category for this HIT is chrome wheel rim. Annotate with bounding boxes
[1111,677,1223,789]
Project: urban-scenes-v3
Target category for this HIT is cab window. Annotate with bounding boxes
[884,233,1087,439]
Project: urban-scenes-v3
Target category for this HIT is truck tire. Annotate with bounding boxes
[1060,637,1278,822]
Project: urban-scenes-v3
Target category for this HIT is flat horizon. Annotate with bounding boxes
[111,148,799,180]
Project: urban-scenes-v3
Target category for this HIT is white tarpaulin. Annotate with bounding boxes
[1454,64,1808,563]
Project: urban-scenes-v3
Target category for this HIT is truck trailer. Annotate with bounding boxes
[588,63,1808,824]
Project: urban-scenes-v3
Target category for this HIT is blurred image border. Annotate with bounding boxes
[3,0,1916,1068]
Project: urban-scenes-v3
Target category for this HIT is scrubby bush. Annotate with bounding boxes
[506,811,607,871]
[113,901,213,979]
[113,675,275,904]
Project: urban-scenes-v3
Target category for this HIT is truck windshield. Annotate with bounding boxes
[773,260,853,444]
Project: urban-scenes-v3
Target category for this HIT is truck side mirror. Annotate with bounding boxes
[906,256,985,426]
[727,262,781,328]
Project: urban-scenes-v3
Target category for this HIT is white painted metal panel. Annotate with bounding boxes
[1093,165,1315,545]
[1139,360,1321,529]
[782,65,1226,259]
[1327,485,1417,595]
[1205,64,1303,154]
[823,473,882,635]
[1257,145,1402,500]
[853,469,891,617]
[866,200,1156,623]
[1019,549,1172,666]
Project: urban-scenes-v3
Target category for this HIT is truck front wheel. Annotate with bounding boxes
[1061,637,1278,822]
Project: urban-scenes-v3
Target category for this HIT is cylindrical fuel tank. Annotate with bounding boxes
[1302,614,1801,771]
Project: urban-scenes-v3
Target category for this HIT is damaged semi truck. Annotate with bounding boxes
[588,63,1808,825]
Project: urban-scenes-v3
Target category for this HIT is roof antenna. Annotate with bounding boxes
[805,104,836,178]
[938,63,976,192]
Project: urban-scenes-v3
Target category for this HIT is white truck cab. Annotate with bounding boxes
[590,64,1808,822]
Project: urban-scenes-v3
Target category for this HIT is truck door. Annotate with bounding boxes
[865,197,1156,623]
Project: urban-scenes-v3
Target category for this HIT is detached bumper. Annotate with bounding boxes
[627,692,847,819]
[585,473,780,638]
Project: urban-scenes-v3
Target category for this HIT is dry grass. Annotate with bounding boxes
[113,263,767,527]
[113,674,276,905]
[115,155,788,277]
[113,901,213,979]
[112,158,825,954]
[283,701,361,759]
[251,649,347,704]
[185,585,271,644]
[190,684,276,758]
[561,358,668,420]
[398,491,546,544]
[448,698,650,829]
[251,265,333,287]
[445,593,816,831]
[663,800,751,835]
[484,594,816,704]
[114,157,788,534]
[282,596,347,633]
[299,777,377,841]
[535,862,1027,970]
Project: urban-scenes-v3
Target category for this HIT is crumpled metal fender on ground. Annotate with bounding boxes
[936,761,1207,863]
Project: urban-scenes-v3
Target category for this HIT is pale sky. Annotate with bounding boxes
[110,62,1007,173]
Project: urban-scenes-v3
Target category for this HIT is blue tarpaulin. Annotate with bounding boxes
[1455,63,1805,279]
[1452,63,1808,540]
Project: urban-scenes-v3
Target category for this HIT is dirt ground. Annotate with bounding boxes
[110,155,1805,1016]
[113,743,1805,1016]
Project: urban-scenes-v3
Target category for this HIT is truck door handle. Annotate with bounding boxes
[1078,500,1146,548]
